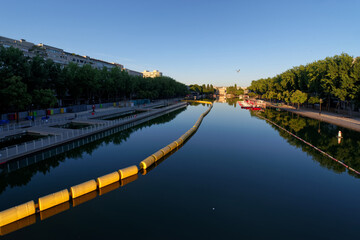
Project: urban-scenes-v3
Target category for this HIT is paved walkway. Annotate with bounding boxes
[267,103,360,132]
[0,101,167,139]
[0,101,186,162]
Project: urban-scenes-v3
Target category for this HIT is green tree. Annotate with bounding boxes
[0,76,31,121]
[0,46,29,80]
[291,90,307,109]
[32,89,58,109]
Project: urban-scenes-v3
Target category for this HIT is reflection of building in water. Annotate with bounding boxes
[214,87,227,96]
[215,96,227,103]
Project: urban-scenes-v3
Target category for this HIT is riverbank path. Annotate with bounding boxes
[266,102,360,132]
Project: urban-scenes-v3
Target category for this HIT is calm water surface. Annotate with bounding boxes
[1,102,359,239]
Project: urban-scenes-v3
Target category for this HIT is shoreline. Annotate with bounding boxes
[266,102,360,133]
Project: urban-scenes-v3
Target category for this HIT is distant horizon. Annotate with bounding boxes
[1,0,359,87]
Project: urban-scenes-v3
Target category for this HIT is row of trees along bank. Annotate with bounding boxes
[0,46,188,114]
[248,53,360,113]
[226,84,244,97]
[189,84,215,95]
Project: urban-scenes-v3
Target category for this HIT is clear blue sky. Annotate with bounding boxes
[1,0,359,87]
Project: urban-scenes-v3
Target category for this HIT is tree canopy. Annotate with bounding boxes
[189,84,215,95]
[248,53,360,111]
[226,84,244,96]
[0,46,188,113]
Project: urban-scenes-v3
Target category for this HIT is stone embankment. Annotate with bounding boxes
[266,102,360,132]
[0,101,186,163]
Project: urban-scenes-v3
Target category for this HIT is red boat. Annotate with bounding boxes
[238,100,264,111]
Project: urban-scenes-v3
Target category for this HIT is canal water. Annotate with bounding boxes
[1,102,359,239]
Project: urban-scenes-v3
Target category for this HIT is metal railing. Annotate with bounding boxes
[0,102,185,162]
[0,100,176,133]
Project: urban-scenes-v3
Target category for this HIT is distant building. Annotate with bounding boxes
[124,68,143,77]
[0,36,125,70]
[214,87,227,95]
[142,70,162,78]
[214,86,247,95]
[241,87,248,94]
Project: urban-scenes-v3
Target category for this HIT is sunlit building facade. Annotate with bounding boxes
[142,70,162,78]
[0,36,124,70]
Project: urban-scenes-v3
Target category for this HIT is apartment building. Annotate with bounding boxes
[124,68,143,77]
[142,70,162,78]
[0,36,124,70]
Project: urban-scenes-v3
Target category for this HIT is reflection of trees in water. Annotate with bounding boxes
[251,109,360,178]
[0,108,186,194]
[289,118,306,132]
[226,98,238,107]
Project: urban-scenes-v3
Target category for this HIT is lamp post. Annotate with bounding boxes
[319,98,323,115]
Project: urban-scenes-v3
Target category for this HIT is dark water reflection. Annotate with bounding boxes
[0,107,187,200]
[251,108,360,177]
[1,103,360,239]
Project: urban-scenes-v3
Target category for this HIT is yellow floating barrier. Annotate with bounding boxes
[160,146,171,155]
[173,140,182,147]
[139,156,155,169]
[141,168,148,175]
[97,172,120,188]
[175,138,183,145]
[40,202,70,220]
[180,133,189,141]
[70,180,97,198]
[0,201,36,227]
[120,174,139,186]
[99,182,120,196]
[0,100,213,233]
[118,165,138,179]
[0,214,36,236]
[168,142,178,150]
[38,189,69,211]
[72,191,97,207]
[188,128,195,135]
[152,151,164,161]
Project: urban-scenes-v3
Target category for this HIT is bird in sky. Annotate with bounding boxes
[236,69,240,73]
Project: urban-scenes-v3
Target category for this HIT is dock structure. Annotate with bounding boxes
[0,101,186,163]
[27,126,78,136]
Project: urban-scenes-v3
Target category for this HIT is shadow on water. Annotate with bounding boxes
[0,115,195,237]
[250,108,360,178]
[0,107,187,194]
[226,98,239,107]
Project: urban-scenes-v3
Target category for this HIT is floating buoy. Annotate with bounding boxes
[338,131,343,138]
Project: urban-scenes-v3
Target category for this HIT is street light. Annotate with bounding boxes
[319,98,323,115]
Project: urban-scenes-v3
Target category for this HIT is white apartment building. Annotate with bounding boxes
[142,70,162,78]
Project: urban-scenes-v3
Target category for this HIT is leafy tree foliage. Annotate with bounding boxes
[253,108,360,178]
[248,53,360,111]
[189,84,215,95]
[0,46,188,113]
[290,90,307,109]
[226,84,244,96]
